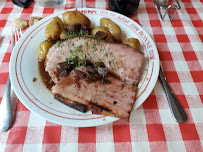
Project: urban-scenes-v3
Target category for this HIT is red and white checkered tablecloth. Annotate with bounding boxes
[0,0,202,151]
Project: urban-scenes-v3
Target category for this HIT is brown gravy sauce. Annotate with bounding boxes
[38,61,55,90]
[38,61,124,91]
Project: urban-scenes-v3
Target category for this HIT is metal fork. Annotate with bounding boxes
[0,28,22,132]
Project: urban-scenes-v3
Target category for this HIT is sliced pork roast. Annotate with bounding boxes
[52,69,137,120]
[45,36,144,120]
[45,36,144,84]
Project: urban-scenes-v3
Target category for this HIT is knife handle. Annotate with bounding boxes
[159,67,187,123]
[0,77,18,132]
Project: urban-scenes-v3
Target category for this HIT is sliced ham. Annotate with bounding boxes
[52,70,137,120]
[45,36,144,84]
[45,36,145,120]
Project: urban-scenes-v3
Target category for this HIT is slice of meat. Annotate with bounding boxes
[54,94,88,112]
[45,36,144,84]
[52,70,137,120]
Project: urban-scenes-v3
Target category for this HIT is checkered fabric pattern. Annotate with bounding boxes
[0,0,203,151]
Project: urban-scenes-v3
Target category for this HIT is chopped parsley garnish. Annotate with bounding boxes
[56,31,60,35]
[66,55,86,68]
[55,41,63,47]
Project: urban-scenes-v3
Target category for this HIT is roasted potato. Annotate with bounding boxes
[62,11,91,28]
[45,17,64,40]
[100,18,121,42]
[60,31,67,39]
[123,38,140,50]
[38,40,53,61]
[91,27,113,42]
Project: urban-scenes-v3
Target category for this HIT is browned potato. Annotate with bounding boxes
[100,18,121,42]
[62,11,91,28]
[38,40,53,61]
[45,17,64,40]
[60,31,67,39]
[91,27,114,42]
[123,38,140,50]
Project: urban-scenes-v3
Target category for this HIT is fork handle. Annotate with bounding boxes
[159,67,187,123]
[0,76,18,132]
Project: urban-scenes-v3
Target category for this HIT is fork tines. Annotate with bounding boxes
[12,28,22,45]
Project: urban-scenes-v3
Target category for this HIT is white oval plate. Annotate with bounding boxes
[10,8,159,127]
